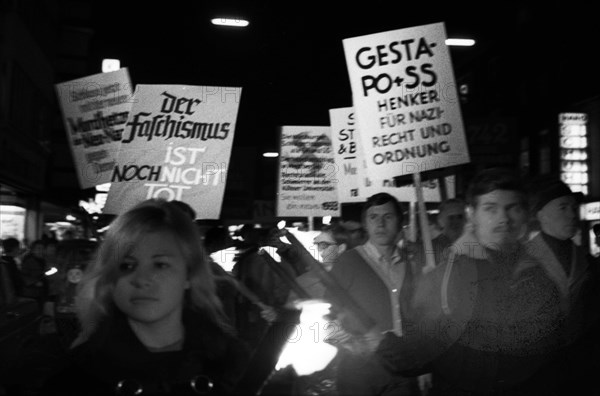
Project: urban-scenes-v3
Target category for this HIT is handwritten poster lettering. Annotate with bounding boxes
[343,22,470,179]
[55,68,134,188]
[103,85,242,218]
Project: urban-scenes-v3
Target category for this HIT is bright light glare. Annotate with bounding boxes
[263,152,279,158]
[322,216,332,225]
[445,38,475,47]
[276,301,338,376]
[95,183,111,192]
[211,18,249,27]
[210,247,239,272]
[277,220,286,229]
[102,59,120,73]
[45,267,58,276]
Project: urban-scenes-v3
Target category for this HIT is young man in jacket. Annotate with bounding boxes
[376,168,564,395]
[329,192,421,396]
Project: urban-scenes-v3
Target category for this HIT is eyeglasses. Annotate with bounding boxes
[315,242,336,250]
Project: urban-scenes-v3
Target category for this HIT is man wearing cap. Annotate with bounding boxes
[525,177,600,393]
[328,192,420,396]
[525,177,592,313]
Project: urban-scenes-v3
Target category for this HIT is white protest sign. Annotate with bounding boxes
[103,85,242,219]
[277,126,341,217]
[328,108,363,203]
[343,22,470,179]
[329,107,454,203]
[55,68,133,189]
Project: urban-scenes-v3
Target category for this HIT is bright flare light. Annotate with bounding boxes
[263,152,279,158]
[102,59,120,73]
[275,300,338,376]
[45,267,58,276]
[209,247,239,272]
[445,38,475,47]
[211,18,249,27]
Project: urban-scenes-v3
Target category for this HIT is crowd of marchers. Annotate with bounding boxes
[1,167,600,396]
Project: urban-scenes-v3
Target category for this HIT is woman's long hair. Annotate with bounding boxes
[74,199,230,345]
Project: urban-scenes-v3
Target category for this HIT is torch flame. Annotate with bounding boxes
[275,300,338,376]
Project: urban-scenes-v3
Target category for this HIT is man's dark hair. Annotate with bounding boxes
[361,192,404,225]
[2,237,20,254]
[466,168,525,208]
[438,197,466,215]
[593,223,600,237]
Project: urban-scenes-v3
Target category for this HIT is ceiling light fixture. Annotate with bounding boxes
[211,18,249,27]
[263,152,279,158]
[445,38,475,47]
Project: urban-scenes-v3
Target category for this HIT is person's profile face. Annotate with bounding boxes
[537,195,579,240]
[470,190,526,250]
[365,202,400,247]
[438,203,466,240]
[317,242,339,263]
[112,230,189,328]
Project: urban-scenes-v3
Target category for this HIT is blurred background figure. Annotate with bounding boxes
[0,237,24,297]
[339,203,368,250]
[431,198,467,265]
[592,224,600,255]
[338,220,367,250]
[202,225,240,327]
[19,239,49,309]
[435,198,467,244]
[287,224,347,303]
[589,224,600,276]
[231,224,283,349]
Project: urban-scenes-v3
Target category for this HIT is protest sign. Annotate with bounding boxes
[343,22,470,179]
[277,126,341,217]
[329,107,454,202]
[55,68,133,188]
[103,84,242,219]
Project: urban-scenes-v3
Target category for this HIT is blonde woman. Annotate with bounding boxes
[44,199,249,396]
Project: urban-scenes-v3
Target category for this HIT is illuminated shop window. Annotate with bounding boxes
[0,205,26,241]
[559,113,589,195]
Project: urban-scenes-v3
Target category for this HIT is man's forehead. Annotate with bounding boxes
[366,202,397,214]
[476,189,522,205]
